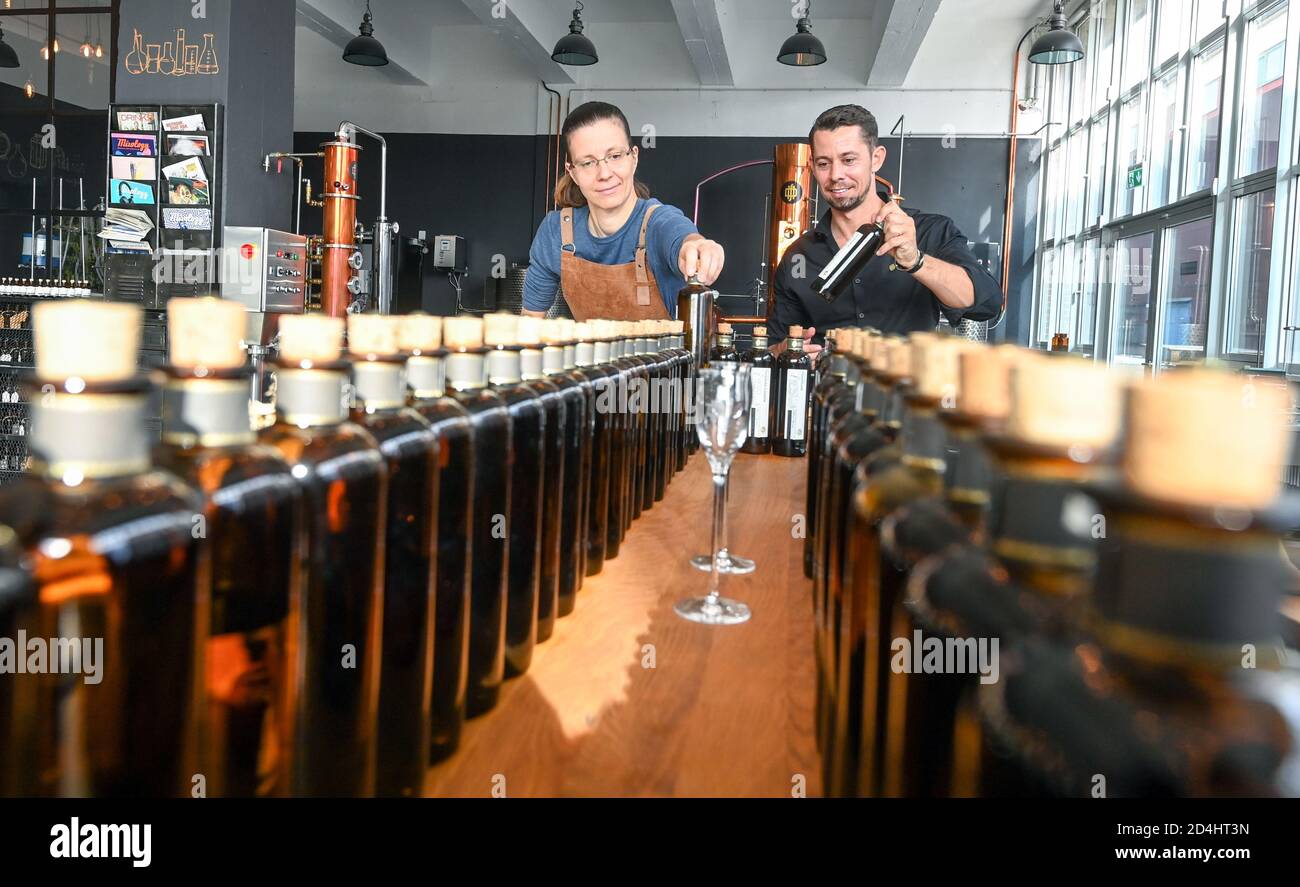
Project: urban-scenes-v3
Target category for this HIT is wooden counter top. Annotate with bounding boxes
[424,453,820,797]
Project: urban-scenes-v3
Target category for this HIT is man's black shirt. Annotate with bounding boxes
[769,198,1002,343]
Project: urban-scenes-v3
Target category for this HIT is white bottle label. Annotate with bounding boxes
[785,368,808,441]
[749,366,771,438]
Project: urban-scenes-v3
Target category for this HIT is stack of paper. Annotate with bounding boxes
[99,207,155,242]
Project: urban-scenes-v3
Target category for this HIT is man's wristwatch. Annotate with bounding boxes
[894,251,926,274]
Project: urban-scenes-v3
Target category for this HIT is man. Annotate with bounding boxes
[769,105,1001,352]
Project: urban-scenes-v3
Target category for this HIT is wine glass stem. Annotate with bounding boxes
[717,473,730,560]
[707,469,727,605]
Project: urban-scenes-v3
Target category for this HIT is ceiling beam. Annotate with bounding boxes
[669,0,733,87]
[864,0,942,88]
[455,0,574,85]
[296,0,426,86]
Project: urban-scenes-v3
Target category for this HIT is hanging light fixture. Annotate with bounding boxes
[343,0,389,66]
[1028,0,1085,65]
[24,79,33,99]
[0,25,18,68]
[551,2,598,66]
[778,1,827,66]
[94,15,103,59]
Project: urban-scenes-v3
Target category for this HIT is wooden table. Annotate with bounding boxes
[424,453,821,797]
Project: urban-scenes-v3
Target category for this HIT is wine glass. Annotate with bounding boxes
[675,364,753,625]
[689,476,756,574]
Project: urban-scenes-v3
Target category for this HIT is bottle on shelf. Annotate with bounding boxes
[771,325,813,457]
[402,314,474,763]
[570,322,613,577]
[259,314,388,797]
[443,316,511,716]
[708,322,738,365]
[347,313,440,798]
[154,297,303,798]
[906,353,1121,798]
[984,368,1300,797]
[739,325,775,455]
[806,328,849,578]
[516,315,567,644]
[483,313,546,678]
[0,300,207,796]
[540,318,589,617]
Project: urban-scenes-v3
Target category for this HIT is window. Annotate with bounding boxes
[1238,3,1288,177]
[1149,66,1185,208]
[1065,130,1088,234]
[1225,189,1276,360]
[1060,238,1082,343]
[1194,0,1226,41]
[1157,217,1213,368]
[1038,246,1061,344]
[1093,0,1119,110]
[1155,0,1190,65]
[1185,41,1223,193]
[1115,90,1148,217]
[1086,114,1110,223]
[1112,232,1156,362]
[1044,143,1065,242]
[1070,17,1093,126]
[1078,236,1101,348]
[1123,0,1154,91]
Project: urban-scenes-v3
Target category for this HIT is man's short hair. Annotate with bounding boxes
[809,104,880,152]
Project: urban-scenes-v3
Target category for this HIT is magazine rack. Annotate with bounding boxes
[104,102,224,309]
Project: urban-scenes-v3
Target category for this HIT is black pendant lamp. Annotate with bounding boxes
[343,0,389,67]
[0,26,20,69]
[1029,1,1085,65]
[778,1,826,67]
[552,2,598,66]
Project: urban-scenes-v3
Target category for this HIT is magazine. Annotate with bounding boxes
[98,208,154,241]
[111,156,156,181]
[167,178,210,206]
[166,134,209,156]
[111,133,157,157]
[162,207,212,231]
[111,179,155,206]
[161,113,206,132]
[116,110,158,132]
[161,156,208,184]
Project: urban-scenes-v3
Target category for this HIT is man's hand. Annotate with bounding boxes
[679,234,725,285]
[801,325,824,366]
[876,201,920,270]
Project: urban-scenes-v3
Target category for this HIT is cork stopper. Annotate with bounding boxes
[167,297,247,371]
[34,299,141,382]
[886,337,913,379]
[483,313,518,347]
[398,313,442,353]
[591,319,617,340]
[279,314,345,364]
[753,326,768,337]
[561,319,579,339]
[635,320,653,337]
[1124,369,1290,509]
[959,345,1022,421]
[870,336,894,372]
[787,325,804,339]
[913,335,969,401]
[347,313,401,359]
[444,316,485,349]
[717,322,734,335]
[573,322,594,341]
[1007,355,1120,450]
[516,315,542,347]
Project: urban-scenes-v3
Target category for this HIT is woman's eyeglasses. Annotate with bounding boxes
[570,148,634,175]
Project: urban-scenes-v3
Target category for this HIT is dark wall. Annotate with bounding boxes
[293,130,1040,342]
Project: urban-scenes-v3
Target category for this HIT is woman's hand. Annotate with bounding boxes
[679,235,725,285]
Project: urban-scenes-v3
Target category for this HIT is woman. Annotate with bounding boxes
[523,101,725,320]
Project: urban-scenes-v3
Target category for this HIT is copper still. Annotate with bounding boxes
[766,143,813,317]
[319,133,362,317]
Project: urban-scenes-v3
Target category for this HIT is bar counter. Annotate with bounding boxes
[424,453,820,797]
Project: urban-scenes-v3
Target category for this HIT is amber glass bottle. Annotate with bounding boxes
[542,319,588,615]
[260,314,387,797]
[346,314,439,798]
[516,316,567,643]
[592,320,628,560]
[636,321,664,512]
[983,369,1300,796]
[155,297,302,798]
[807,329,851,576]
[650,320,679,500]
[740,326,775,455]
[615,322,647,527]
[0,522,36,797]
[442,318,510,716]
[571,322,613,576]
[906,354,1121,798]
[483,313,545,678]
[771,326,813,457]
[709,322,738,365]
[0,301,207,797]
[403,314,473,763]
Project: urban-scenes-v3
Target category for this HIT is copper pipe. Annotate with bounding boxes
[541,82,562,213]
[767,143,814,320]
[1002,25,1039,318]
[319,135,361,317]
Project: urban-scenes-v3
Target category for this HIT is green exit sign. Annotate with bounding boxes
[1127,164,1144,189]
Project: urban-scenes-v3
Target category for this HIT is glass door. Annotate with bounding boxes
[1109,231,1157,369]
[1154,216,1214,369]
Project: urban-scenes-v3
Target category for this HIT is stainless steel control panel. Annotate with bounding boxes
[220,226,308,313]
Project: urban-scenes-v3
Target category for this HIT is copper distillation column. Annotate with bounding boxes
[766,143,813,320]
[318,130,362,318]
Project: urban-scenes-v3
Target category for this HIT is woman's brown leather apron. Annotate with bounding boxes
[559,204,671,321]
